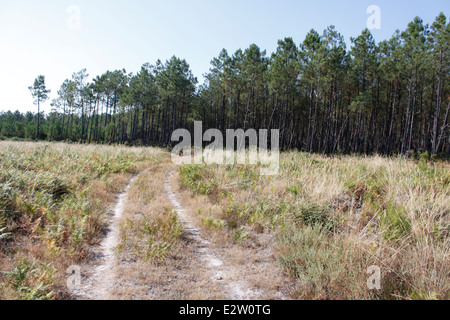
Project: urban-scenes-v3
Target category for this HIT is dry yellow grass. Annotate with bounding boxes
[177,153,449,300]
[2,141,447,300]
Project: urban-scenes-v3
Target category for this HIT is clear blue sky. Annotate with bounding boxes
[0,0,448,113]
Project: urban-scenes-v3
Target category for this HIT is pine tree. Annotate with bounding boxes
[28,75,50,139]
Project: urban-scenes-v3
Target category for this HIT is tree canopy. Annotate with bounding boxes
[2,13,449,157]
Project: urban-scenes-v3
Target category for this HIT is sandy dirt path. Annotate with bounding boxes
[70,176,137,300]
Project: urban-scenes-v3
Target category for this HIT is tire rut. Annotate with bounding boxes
[71,175,138,300]
[164,170,264,300]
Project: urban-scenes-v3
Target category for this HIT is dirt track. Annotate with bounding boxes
[70,168,293,300]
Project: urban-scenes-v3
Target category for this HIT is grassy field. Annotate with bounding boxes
[0,141,448,300]
[177,153,449,300]
[0,141,164,299]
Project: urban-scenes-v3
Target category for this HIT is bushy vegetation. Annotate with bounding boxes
[178,165,219,196]
[178,153,449,300]
[0,141,163,299]
[125,210,183,263]
[1,258,56,300]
